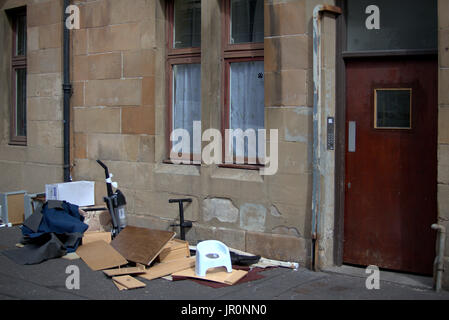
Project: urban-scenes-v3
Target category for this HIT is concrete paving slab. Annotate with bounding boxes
[215,268,327,300]
[323,265,434,290]
[276,272,449,300]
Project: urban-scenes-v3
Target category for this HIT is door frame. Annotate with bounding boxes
[333,0,439,267]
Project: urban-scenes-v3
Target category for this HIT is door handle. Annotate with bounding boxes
[348,121,356,152]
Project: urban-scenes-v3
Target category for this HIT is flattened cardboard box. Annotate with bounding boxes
[103,266,146,277]
[82,231,111,245]
[157,239,190,262]
[110,226,175,265]
[139,256,196,281]
[172,266,248,285]
[76,240,127,271]
[112,275,146,290]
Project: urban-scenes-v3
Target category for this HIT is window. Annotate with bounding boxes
[223,0,264,166]
[167,0,201,163]
[9,8,27,145]
[172,0,201,49]
[228,0,264,45]
[374,89,412,129]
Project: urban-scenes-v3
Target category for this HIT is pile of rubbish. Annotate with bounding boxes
[1,199,299,290]
[0,160,299,290]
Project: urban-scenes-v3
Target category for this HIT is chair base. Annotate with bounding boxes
[195,240,233,277]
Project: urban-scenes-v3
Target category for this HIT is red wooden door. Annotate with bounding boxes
[343,56,438,275]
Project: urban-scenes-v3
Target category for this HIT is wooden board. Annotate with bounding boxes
[7,193,25,225]
[172,266,248,285]
[110,226,175,265]
[76,240,128,271]
[112,275,146,290]
[139,256,196,281]
[82,231,111,245]
[157,239,190,262]
[103,267,146,277]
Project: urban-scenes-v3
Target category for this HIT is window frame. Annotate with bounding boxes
[222,56,265,166]
[222,0,264,55]
[165,0,202,163]
[9,7,27,146]
[166,56,202,164]
[221,0,264,168]
[166,0,201,57]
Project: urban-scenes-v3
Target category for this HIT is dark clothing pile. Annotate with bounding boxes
[2,200,88,265]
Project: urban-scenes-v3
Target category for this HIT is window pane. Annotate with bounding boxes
[230,0,264,44]
[173,0,201,49]
[172,64,201,153]
[375,89,411,129]
[15,15,27,56]
[229,61,264,161]
[15,68,27,137]
[346,0,437,51]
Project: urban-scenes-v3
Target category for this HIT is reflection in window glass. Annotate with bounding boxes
[172,64,201,154]
[173,0,201,49]
[375,89,411,129]
[15,68,27,137]
[230,0,264,44]
[15,15,26,56]
[229,61,264,161]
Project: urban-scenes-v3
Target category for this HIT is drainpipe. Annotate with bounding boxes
[431,224,446,292]
[63,0,72,182]
[311,4,341,271]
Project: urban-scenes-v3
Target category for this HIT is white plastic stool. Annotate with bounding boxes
[195,240,232,277]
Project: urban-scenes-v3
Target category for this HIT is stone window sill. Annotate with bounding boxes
[211,165,264,183]
[157,161,201,176]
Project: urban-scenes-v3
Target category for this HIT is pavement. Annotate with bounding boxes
[0,226,448,301]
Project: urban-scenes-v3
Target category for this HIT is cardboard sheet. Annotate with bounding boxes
[172,266,269,288]
[82,231,111,245]
[110,226,175,265]
[112,275,146,290]
[103,266,146,277]
[157,239,190,262]
[76,240,128,271]
[172,266,248,285]
[139,256,196,281]
[113,279,128,291]
[6,193,25,225]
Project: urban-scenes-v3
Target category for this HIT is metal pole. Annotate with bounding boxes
[63,0,72,182]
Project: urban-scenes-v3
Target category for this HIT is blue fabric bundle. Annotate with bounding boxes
[21,200,88,253]
[2,200,89,265]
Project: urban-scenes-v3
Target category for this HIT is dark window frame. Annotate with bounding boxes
[9,7,27,146]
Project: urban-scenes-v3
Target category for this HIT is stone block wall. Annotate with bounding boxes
[3,0,445,280]
[70,0,157,208]
[69,0,321,265]
[0,0,64,194]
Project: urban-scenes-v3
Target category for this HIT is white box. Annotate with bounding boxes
[45,181,95,207]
